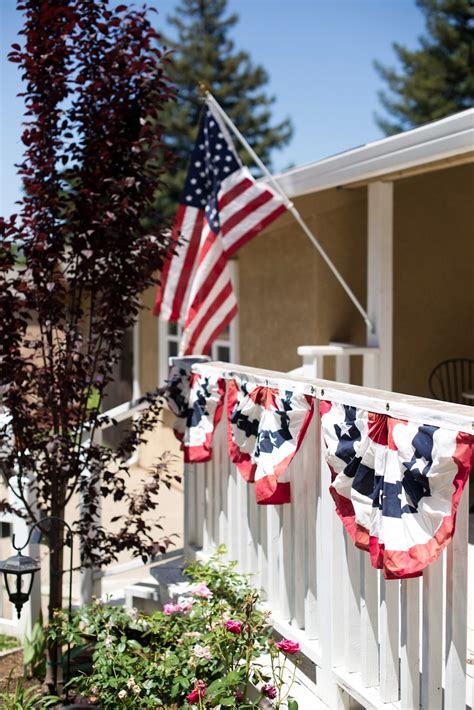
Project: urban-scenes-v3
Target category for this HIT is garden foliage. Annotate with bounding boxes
[52,549,301,708]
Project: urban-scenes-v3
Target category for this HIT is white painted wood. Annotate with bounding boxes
[274,109,473,199]
[195,463,205,550]
[236,472,250,573]
[379,577,400,702]
[291,452,306,630]
[335,354,350,384]
[360,557,379,687]
[203,461,213,551]
[266,504,280,612]
[317,430,345,707]
[183,464,196,555]
[445,477,469,710]
[422,553,444,708]
[198,361,474,434]
[366,181,393,391]
[186,362,473,709]
[226,461,239,562]
[257,503,268,601]
[246,486,260,587]
[304,414,318,640]
[278,504,293,622]
[342,532,361,672]
[216,420,228,547]
[400,577,421,709]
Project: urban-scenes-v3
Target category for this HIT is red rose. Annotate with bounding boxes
[262,684,277,699]
[275,639,300,655]
[186,680,207,703]
[224,619,242,634]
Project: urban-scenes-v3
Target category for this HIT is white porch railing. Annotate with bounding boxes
[184,361,473,710]
[296,343,380,387]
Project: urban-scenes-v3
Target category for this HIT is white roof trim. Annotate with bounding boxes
[272,109,474,198]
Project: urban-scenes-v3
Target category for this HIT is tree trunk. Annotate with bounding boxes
[44,514,65,694]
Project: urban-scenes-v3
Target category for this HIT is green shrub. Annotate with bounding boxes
[52,548,300,708]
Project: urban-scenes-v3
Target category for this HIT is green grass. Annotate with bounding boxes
[0,634,20,652]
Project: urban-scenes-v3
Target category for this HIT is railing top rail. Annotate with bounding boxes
[194,361,474,433]
[298,344,380,357]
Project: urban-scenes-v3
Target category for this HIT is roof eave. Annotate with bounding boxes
[272,109,474,198]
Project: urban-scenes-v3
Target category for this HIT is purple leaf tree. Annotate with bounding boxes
[0,0,177,691]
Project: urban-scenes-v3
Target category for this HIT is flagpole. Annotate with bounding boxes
[205,91,375,333]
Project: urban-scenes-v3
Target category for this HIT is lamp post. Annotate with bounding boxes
[0,516,74,698]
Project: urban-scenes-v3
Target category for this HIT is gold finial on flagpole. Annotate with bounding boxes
[197,81,210,99]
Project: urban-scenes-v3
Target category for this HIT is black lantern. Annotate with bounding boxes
[0,551,41,618]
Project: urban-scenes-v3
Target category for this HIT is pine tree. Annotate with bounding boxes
[150,0,293,220]
[374,0,473,135]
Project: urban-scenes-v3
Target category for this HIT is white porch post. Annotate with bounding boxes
[363,181,394,390]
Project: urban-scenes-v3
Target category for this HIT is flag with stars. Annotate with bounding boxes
[153,102,287,355]
[320,401,474,579]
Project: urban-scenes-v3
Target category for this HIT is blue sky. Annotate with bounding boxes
[0,0,426,217]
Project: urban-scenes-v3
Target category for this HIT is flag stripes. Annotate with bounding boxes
[154,104,286,355]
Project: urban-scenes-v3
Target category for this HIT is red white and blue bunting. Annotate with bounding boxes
[227,378,314,504]
[320,400,474,579]
[164,364,225,463]
[164,364,474,578]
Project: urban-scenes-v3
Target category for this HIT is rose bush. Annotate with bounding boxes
[52,548,300,708]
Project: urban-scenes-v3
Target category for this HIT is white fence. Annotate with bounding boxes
[184,362,473,710]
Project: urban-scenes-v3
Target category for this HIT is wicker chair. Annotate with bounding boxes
[428,358,474,405]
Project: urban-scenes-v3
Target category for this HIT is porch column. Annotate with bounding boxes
[363,181,393,390]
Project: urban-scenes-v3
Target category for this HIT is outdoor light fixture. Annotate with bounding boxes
[0,551,41,618]
[0,516,74,698]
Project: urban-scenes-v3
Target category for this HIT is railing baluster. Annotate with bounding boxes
[422,553,444,708]
[379,577,400,703]
[258,504,268,601]
[217,417,228,547]
[318,426,345,706]
[445,476,469,710]
[304,414,318,639]
[342,532,361,672]
[247,486,260,587]
[195,462,205,550]
[266,505,281,612]
[226,460,239,562]
[292,453,306,630]
[278,504,293,622]
[360,558,379,687]
[400,577,421,709]
[183,463,196,555]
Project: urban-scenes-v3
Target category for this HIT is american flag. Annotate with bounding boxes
[154,103,287,355]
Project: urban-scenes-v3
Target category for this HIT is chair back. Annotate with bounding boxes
[428,358,474,405]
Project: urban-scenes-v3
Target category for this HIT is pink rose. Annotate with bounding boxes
[186,680,207,703]
[191,582,213,599]
[224,619,242,634]
[163,602,181,615]
[276,638,300,655]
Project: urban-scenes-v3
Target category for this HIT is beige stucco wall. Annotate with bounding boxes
[393,163,474,397]
[236,186,368,373]
[138,160,473,457]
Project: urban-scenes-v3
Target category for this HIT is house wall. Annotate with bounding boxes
[137,162,473,471]
[236,186,368,373]
[393,163,474,398]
